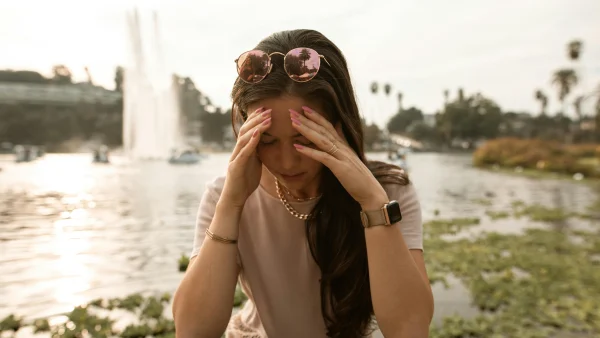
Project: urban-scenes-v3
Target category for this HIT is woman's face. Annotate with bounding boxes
[247,95,327,191]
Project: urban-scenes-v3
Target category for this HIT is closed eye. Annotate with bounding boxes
[260,139,276,145]
[296,139,314,146]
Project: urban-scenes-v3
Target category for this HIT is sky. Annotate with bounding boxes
[1,0,599,125]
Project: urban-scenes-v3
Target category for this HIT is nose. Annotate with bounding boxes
[279,143,301,172]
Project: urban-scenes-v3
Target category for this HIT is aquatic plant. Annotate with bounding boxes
[178,254,190,272]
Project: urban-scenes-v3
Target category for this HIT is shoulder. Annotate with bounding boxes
[382,179,419,206]
[203,175,226,201]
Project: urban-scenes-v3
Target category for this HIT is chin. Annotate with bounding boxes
[278,172,308,186]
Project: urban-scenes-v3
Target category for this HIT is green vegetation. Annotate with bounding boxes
[178,254,190,272]
[426,199,600,337]
[2,196,599,337]
[474,138,600,178]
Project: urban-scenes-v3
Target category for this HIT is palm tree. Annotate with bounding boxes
[384,83,391,95]
[397,92,403,112]
[551,69,578,116]
[534,89,548,115]
[573,95,584,121]
[298,48,311,68]
[370,82,378,94]
[567,40,584,121]
[84,67,93,84]
[567,40,583,60]
[370,82,379,127]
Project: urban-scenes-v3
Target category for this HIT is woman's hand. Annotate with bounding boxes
[289,106,389,209]
[220,107,272,210]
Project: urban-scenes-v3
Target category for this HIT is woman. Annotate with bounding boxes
[173,29,433,338]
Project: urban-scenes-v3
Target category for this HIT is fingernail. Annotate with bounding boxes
[262,109,272,117]
[293,144,304,150]
[302,106,312,114]
[291,118,301,126]
[252,128,259,137]
[262,117,271,125]
[289,109,300,118]
[256,107,264,113]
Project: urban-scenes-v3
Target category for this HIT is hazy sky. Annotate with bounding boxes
[1,0,599,124]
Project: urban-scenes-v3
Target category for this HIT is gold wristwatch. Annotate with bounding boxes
[360,200,402,228]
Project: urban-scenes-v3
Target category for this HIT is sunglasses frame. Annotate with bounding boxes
[234,47,331,84]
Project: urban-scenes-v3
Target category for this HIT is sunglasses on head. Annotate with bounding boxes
[235,47,331,84]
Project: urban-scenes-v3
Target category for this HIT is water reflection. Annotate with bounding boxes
[0,152,596,322]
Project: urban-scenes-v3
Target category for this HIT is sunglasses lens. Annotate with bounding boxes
[237,50,270,83]
[284,48,321,82]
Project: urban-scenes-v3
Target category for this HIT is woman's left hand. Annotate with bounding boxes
[290,106,389,209]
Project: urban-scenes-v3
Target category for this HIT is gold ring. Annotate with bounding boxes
[327,143,338,156]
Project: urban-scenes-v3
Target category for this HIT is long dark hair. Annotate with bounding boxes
[230,29,409,338]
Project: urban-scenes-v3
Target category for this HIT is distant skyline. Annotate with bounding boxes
[1,0,599,125]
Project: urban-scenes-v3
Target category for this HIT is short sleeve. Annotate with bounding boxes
[383,182,423,251]
[190,176,226,258]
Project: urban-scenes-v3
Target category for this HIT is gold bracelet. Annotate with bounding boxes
[205,228,238,244]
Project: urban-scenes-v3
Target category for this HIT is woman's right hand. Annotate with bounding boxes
[220,107,272,210]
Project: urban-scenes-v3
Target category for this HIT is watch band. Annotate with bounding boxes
[360,204,391,228]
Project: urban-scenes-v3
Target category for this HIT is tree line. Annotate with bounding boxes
[366,39,599,150]
[1,39,598,152]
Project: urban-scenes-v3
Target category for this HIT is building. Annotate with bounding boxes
[0,82,122,106]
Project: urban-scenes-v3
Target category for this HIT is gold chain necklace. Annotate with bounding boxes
[275,179,320,220]
[280,184,321,202]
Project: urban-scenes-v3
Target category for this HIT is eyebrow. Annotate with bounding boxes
[263,132,303,137]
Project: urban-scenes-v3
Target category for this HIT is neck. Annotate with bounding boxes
[260,167,321,199]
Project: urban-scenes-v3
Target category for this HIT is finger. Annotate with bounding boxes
[235,126,263,162]
[292,143,340,167]
[239,108,271,137]
[301,106,342,142]
[290,111,341,158]
[245,106,265,122]
[290,108,331,138]
[231,117,271,160]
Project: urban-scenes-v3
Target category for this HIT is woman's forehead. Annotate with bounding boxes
[247,95,325,116]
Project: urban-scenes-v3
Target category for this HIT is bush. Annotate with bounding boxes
[474,138,600,178]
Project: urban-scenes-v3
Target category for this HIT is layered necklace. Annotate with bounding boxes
[274,178,322,220]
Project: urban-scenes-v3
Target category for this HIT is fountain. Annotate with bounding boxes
[122,8,183,160]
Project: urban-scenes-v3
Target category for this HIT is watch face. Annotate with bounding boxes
[386,200,402,223]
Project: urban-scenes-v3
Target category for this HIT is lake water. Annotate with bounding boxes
[0,152,596,335]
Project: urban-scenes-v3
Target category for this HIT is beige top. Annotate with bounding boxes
[191,175,423,338]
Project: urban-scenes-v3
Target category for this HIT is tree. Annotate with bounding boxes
[534,89,548,116]
[458,88,465,102]
[362,120,381,150]
[84,67,93,84]
[407,121,438,143]
[387,106,423,134]
[51,65,73,84]
[573,96,584,121]
[298,48,311,68]
[384,84,391,95]
[435,91,503,145]
[115,66,124,92]
[567,40,584,122]
[567,40,583,60]
[443,89,449,106]
[0,70,48,83]
[370,82,378,94]
[200,109,231,144]
[551,69,578,116]
[397,92,403,112]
